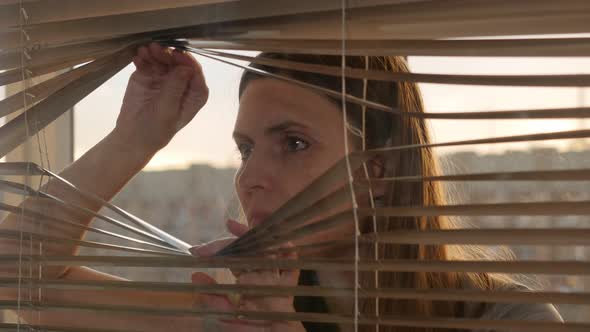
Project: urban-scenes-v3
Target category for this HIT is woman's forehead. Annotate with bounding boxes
[236,78,343,129]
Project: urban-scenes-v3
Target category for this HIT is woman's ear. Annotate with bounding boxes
[367,156,388,200]
[368,155,385,179]
[353,155,388,202]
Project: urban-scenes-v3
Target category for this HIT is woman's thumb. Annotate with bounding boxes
[191,272,216,285]
[226,219,249,237]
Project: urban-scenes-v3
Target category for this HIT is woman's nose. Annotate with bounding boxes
[235,150,275,195]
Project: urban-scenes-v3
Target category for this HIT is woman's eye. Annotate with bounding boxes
[237,143,253,161]
[284,136,309,152]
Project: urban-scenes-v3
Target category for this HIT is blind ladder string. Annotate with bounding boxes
[36,102,53,329]
[14,0,49,327]
[16,0,32,330]
[18,1,49,326]
[359,55,380,332]
[340,1,361,331]
[28,38,48,332]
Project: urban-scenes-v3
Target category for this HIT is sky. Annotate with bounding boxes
[71,53,590,171]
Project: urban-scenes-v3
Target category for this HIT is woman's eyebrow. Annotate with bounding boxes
[265,120,309,135]
[232,121,309,141]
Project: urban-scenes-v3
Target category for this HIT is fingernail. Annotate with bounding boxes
[191,244,214,257]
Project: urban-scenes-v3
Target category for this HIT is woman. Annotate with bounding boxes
[0,42,562,331]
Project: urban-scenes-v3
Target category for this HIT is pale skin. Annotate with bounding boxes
[0,43,368,331]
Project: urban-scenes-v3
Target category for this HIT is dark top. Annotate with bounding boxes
[294,270,340,332]
[293,272,562,332]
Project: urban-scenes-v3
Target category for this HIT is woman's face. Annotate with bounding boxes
[234,78,348,230]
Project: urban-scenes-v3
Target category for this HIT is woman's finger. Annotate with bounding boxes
[279,242,299,286]
[235,265,298,287]
[136,46,155,73]
[140,43,167,75]
[177,59,209,129]
[236,270,281,286]
[155,66,193,121]
[138,45,167,75]
[191,271,216,285]
[191,272,235,312]
[136,46,151,62]
[132,56,150,72]
[282,242,297,260]
[171,48,199,67]
[236,269,298,314]
[148,42,173,66]
[279,268,300,286]
[200,294,234,312]
[190,237,237,257]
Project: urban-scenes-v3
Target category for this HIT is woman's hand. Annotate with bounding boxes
[112,42,209,156]
[190,220,305,332]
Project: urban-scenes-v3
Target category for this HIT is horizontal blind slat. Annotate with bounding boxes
[2,278,588,304]
[1,255,588,274]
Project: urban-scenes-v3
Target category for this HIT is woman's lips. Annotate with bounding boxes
[247,212,270,227]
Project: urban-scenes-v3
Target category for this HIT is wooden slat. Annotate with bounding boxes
[0,0,37,5]
[0,300,586,331]
[0,255,588,275]
[219,1,590,41]
[0,162,45,176]
[46,170,192,253]
[8,181,182,252]
[0,198,179,252]
[200,49,590,87]
[365,229,590,245]
[0,37,132,71]
[0,0,238,31]
[230,216,590,255]
[217,154,368,256]
[191,49,396,112]
[0,55,99,88]
[0,176,175,248]
[405,107,590,120]
[2,278,588,305]
[223,184,363,255]
[2,0,589,52]
[1,66,87,118]
[368,129,590,155]
[0,161,190,253]
[0,0,406,50]
[0,323,129,332]
[0,230,182,256]
[6,0,588,50]
[225,128,590,255]
[235,210,354,255]
[0,48,133,159]
[364,169,590,183]
[360,201,590,217]
[224,129,590,256]
[190,37,590,57]
[218,130,590,255]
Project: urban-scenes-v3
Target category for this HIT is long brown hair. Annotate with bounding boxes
[239,54,515,332]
